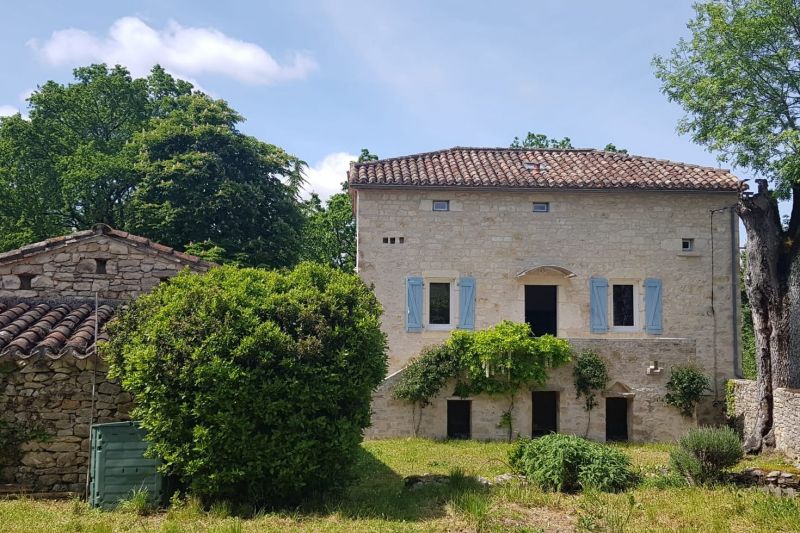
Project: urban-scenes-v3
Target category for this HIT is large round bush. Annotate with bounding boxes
[104,263,388,504]
[509,434,638,493]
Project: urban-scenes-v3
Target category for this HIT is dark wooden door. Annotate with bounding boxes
[605,397,629,442]
[532,391,558,437]
[525,285,557,336]
[447,400,471,439]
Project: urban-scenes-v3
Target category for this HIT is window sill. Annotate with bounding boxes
[610,326,641,333]
[677,251,701,257]
[426,324,454,332]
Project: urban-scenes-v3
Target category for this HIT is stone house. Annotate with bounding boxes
[349,147,743,442]
[0,224,213,493]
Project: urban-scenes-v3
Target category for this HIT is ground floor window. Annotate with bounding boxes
[447,400,471,439]
[605,397,630,442]
[532,391,558,437]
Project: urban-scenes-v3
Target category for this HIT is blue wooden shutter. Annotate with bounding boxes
[406,277,423,332]
[457,277,476,330]
[589,277,609,333]
[644,278,663,335]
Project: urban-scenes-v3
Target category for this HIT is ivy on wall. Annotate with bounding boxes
[393,321,572,439]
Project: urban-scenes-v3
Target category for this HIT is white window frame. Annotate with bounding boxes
[432,200,450,212]
[532,202,550,213]
[425,278,455,331]
[682,238,695,252]
[609,280,640,332]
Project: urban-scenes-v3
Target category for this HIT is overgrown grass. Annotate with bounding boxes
[1,438,799,532]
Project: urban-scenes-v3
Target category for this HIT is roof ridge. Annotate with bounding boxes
[354,146,598,167]
[0,224,215,268]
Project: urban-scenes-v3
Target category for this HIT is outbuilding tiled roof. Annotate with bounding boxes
[0,224,214,269]
[0,300,115,360]
[348,147,742,192]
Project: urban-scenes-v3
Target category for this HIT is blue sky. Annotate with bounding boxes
[0,1,766,207]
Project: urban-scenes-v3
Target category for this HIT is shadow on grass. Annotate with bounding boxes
[303,446,487,523]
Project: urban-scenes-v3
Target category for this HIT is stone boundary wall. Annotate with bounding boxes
[0,356,130,492]
[730,379,800,460]
[367,337,702,442]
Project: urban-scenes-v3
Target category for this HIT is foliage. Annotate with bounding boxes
[0,64,306,268]
[104,263,388,505]
[117,487,156,516]
[299,187,356,271]
[670,426,743,485]
[653,0,800,193]
[509,434,639,493]
[510,132,573,149]
[0,419,49,466]
[664,365,711,417]
[739,253,757,379]
[725,380,737,419]
[602,143,628,154]
[392,344,461,407]
[452,321,571,397]
[577,492,639,533]
[125,93,305,268]
[357,148,379,163]
[572,350,609,411]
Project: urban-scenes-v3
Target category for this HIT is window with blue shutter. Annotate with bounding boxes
[589,277,609,333]
[644,278,663,334]
[406,277,423,332]
[457,277,476,330]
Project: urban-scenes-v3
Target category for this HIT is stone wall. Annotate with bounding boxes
[0,355,130,492]
[366,338,699,442]
[729,379,800,460]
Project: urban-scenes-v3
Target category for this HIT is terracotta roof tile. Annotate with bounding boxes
[348,147,742,192]
[0,300,116,360]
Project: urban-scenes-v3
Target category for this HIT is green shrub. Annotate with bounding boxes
[664,365,711,417]
[105,263,388,505]
[670,426,743,484]
[509,434,638,493]
[572,350,609,411]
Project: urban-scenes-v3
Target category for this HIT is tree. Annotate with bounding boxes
[126,93,305,268]
[299,187,356,270]
[510,132,626,152]
[105,263,388,505]
[357,148,379,162]
[0,64,305,267]
[654,0,800,451]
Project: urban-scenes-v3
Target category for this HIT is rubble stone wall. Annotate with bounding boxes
[0,355,130,492]
[730,379,800,460]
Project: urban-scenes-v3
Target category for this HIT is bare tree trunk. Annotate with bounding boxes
[738,179,800,452]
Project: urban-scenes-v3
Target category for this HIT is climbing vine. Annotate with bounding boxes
[664,365,711,417]
[0,419,49,466]
[393,321,572,440]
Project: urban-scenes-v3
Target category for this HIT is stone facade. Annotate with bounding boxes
[355,188,740,442]
[0,356,129,493]
[730,379,800,460]
[0,225,212,492]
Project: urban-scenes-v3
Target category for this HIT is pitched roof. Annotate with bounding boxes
[0,300,115,360]
[0,224,215,269]
[348,147,742,192]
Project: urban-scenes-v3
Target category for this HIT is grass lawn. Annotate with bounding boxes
[1,438,799,532]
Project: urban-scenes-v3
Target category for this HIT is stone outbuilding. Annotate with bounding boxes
[349,147,744,442]
[0,224,213,494]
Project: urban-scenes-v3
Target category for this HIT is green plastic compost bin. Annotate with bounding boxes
[89,421,163,508]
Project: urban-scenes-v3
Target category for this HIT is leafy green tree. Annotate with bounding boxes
[126,93,304,268]
[0,64,306,267]
[654,0,800,451]
[300,187,356,270]
[357,148,379,162]
[105,263,388,505]
[511,132,574,149]
[510,132,626,152]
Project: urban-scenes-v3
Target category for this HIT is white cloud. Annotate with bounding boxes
[28,16,316,85]
[302,152,357,201]
[0,105,19,117]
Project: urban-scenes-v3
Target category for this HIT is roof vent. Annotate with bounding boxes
[523,161,549,171]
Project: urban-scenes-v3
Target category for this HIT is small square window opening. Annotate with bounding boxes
[389,237,396,244]
[382,237,389,243]
[532,202,550,213]
[432,200,450,212]
[95,258,108,274]
[429,282,451,325]
[398,237,405,244]
[18,274,34,290]
[682,238,695,252]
